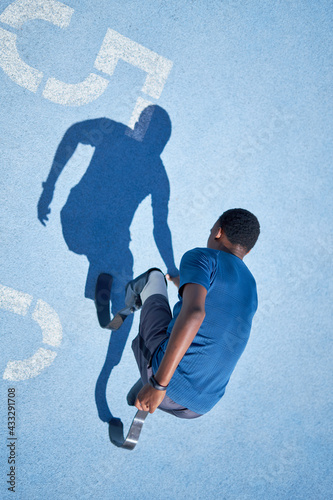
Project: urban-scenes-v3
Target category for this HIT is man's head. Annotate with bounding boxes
[207,208,260,259]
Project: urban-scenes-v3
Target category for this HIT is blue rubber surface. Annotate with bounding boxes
[1,1,332,498]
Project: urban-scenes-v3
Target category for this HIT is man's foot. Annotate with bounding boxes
[127,379,144,406]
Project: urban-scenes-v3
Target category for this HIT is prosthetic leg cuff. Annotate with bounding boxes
[125,268,167,309]
[140,270,168,305]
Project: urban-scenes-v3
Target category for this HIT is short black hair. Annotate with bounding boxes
[218,208,260,251]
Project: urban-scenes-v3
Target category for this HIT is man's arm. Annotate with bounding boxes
[135,283,207,413]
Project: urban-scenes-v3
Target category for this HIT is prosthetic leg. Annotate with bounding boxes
[95,268,166,330]
[95,268,167,450]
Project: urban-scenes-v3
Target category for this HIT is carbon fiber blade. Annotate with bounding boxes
[109,410,149,450]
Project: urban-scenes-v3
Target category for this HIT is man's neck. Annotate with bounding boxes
[216,243,245,260]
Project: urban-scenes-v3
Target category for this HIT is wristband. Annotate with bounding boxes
[148,375,168,391]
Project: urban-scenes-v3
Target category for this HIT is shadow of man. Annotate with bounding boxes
[37,105,178,422]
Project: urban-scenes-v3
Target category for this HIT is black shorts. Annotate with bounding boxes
[131,294,203,419]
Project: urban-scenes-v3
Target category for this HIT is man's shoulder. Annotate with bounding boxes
[184,247,219,260]
[180,247,219,274]
[183,248,256,284]
[183,247,230,268]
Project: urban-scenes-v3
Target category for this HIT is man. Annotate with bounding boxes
[125,208,260,418]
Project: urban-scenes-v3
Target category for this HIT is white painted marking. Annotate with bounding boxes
[1,283,63,380]
[43,72,110,106]
[125,96,154,141]
[0,3,173,117]
[3,347,57,381]
[0,0,74,29]
[127,96,153,130]
[0,284,33,315]
[31,299,63,347]
[94,28,173,99]
[0,0,73,93]
[0,27,43,92]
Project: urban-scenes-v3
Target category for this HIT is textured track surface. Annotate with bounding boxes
[1,1,332,498]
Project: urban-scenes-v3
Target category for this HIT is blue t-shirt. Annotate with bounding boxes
[152,247,258,414]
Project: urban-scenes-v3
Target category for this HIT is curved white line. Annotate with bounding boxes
[1,283,62,380]
[0,0,74,29]
[0,284,33,316]
[3,348,57,381]
[43,73,109,106]
[0,28,43,92]
[31,299,63,347]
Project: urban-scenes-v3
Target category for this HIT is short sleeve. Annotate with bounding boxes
[178,248,215,297]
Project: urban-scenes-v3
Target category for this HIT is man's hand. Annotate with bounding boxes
[134,383,166,413]
[166,273,180,289]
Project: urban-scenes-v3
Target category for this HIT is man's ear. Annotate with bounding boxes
[215,227,223,239]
